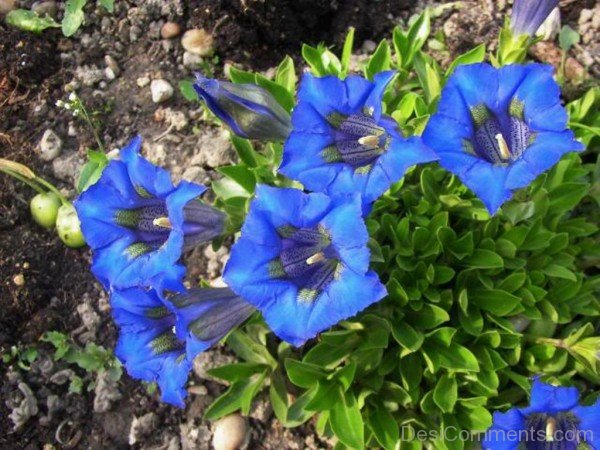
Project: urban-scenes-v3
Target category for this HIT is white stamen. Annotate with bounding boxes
[366,106,375,116]
[495,133,511,161]
[153,217,172,229]
[546,417,556,442]
[358,135,380,148]
[306,252,326,265]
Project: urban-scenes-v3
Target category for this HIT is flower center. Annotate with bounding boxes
[466,98,535,164]
[269,225,341,303]
[323,111,391,171]
[524,413,582,450]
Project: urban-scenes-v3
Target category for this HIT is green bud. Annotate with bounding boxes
[55,203,86,248]
[30,192,62,229]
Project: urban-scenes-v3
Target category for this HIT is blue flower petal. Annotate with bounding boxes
[422,114,473,154]
[364,71,396,120]
[457,160,511,215]
[289,102,332,133]
[521,378,581,415]
[120,136,175,198]
[573,400,600,450]
[297,74,349,117]
[449,63,499,109]
[482,409,526,450]
[505,130,584,190]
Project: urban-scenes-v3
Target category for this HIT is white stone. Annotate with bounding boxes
[212,414,249,450]
[150,79,174,103]
[181,29,215,56]
[136,76,150,87]
[579,8,594,25]
[39,129,62,161]
[183,51,204,69]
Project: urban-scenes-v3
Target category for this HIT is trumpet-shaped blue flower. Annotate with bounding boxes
[193,74,292,141]
[75,136,225,289]
[223,185,387,346]
[169,287,256,358]
[279,72,437,209]
[483,378,600,450]
[511,0,559,37]
[112,268,253,407]
[422,63,583,214]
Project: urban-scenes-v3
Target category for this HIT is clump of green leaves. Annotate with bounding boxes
[185,10,600,449]
[42,331,122,394]
[1,345,38,371]
[5,0,114,37]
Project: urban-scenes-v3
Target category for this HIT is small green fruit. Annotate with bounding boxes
[30,192,62,229]
[56,203,86,248]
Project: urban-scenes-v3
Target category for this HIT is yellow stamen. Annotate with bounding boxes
[153,217,172,229]
[546,417,557,442]
[358,135,380,148]
[494,133,511,161]
[306,252,326,265]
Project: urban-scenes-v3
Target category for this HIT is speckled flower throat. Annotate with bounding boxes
[467,98,535,164]
[324,111,391,171]
[269,225,340,303]
[524,413,582,450]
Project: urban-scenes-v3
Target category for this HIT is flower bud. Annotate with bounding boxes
[56,203,86,248]
[30,192,62,229]
[193,74,292,142]
[510,0,559,37]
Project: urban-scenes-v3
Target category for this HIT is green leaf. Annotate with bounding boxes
[433,374,458,413]
[391,322,424,352]
[269,370,290,423]
[275,56,297,93]
[301,44,327,76]
[62,0,87,37]
[542,264,577,281]
[217,165,256,194]
[97,0,114,13]
[341,27,355,77]
[445,44,486,77]
[285,359,327,388]
[226,330,277,368]
[330,388,364,450]
[559,25,580,52]
[467,249,504,269]
[368,402,399,450]
[178,80,199,101]
[470,289,521,316]
[77,150,109,192]
[230,136,259,168]
[405,304,450,329]
[204,371,267,420]
[365,40,391,80]
[207,362,268,383]
[286,387,318,426]
[6,9,60,33]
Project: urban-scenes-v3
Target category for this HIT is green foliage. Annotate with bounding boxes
[77,150,109,193]
[1,345,38,371]
[559,25,580,52]
[5,9,60,33]
[185,20,600,449]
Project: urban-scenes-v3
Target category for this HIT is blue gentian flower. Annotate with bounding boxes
[483,377,600,450]
[511,0,559,37]
[110,269,190,407]
[75,136,226,289]
[422,63,583,214]
[279,72,437,209]
[112,269,253,407]
[193,74,292,141]
[223,185,387,346]
[169,287,256,358]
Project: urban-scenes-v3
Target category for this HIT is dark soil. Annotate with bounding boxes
[0,0,597,448]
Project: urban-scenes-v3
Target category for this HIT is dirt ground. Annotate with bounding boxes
[0,0,598,448]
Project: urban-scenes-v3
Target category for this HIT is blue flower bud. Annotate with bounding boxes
[510,0,559,37]
[193,74,292,141]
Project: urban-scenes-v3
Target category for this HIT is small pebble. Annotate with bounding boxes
[136,76,150,87]
[32,1,58,18]
[150,79,174,103]
[181,29,215,56]
[104,55,120,76]
[579,9,593,25]
[39,129,62,161]
[161,22,181,39]
[13,274,25,286]
[212,414,249,450]
[0,0,16,16]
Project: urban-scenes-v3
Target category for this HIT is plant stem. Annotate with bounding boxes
[0,168,46,195]
[34,176,69,204]
[77,99,105,152]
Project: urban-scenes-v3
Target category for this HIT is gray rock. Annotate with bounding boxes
[49,369,77,385]
[32,1,58,18]
[151,79,174,103]
[0,0,16,16]
[361,40,377,53]
[191,129,234,168]
[183,51,204,69]
[75,65,105,87]
[204,245,229,280]
[193,350,237,382]
[9,382,39,430]
[212,414,249,450]
[164,108,189,130]
[39,129,62,161]
[180,423,212,450]
[579,8,594,25]
[93,371,122,413]
[181,166,208,184]
[129,412,158,445]
[181,29,215,56]
[52,152,83,184]
[104,55,120,76]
